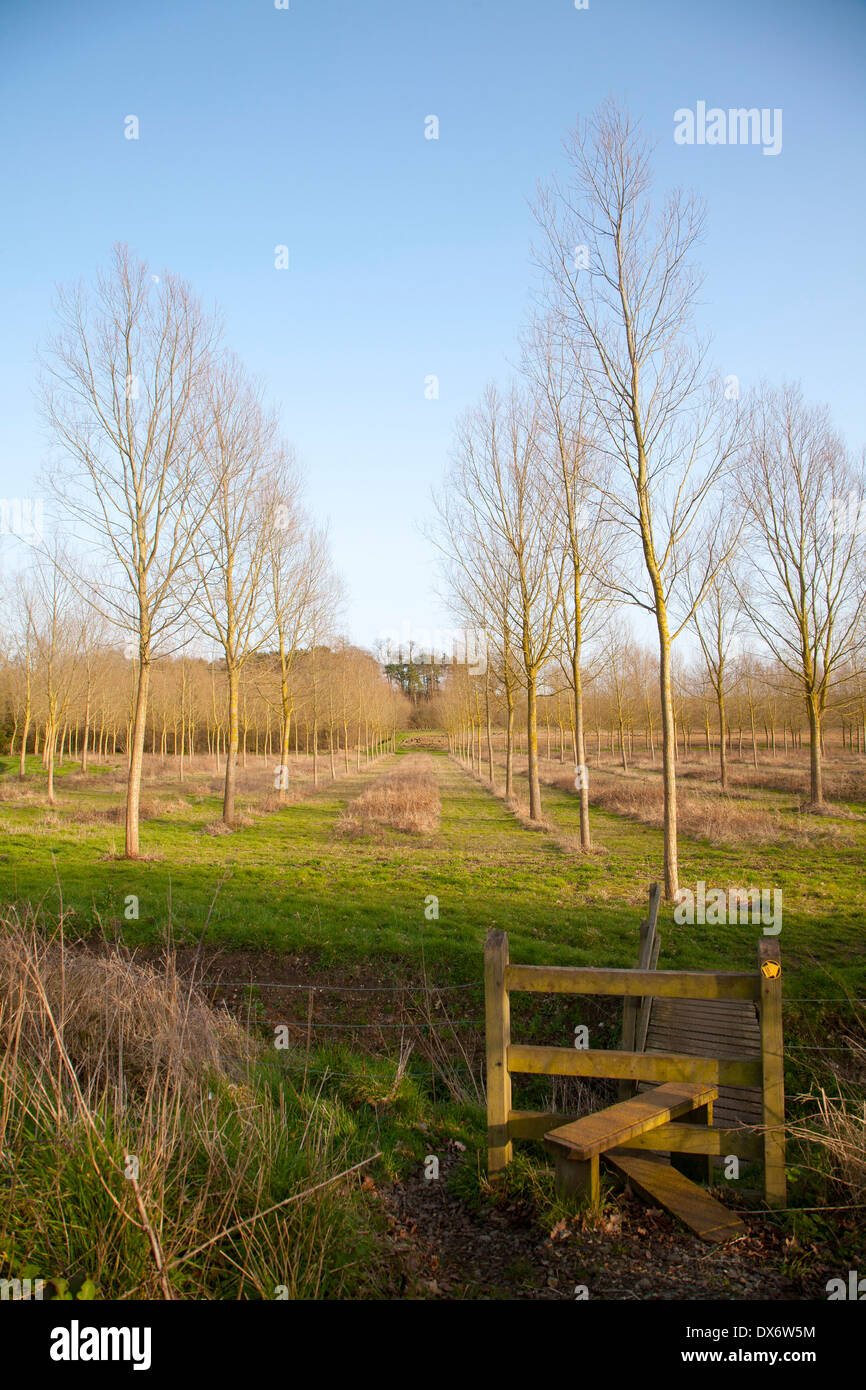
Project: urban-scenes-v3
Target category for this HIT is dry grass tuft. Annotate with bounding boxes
[0,908,250,1094]
[336,755,441,837]
[788,1021,866,1202]
[0,904,382,1299]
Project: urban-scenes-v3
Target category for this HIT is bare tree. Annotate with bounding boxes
[438,384,566,819]
[189,357,283,825]
[266,491,333,802]
[8,582,36,780]
[690,548,741,790]
[737,383,866,806]
[41,243,219,855]
[25,544,83,805]
[524,315,616,847]
[533,100,740,895]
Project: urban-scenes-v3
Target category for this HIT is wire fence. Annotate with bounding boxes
[194,972,866,1056]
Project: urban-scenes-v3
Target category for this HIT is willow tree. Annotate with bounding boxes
[534,102,740,896]
[41,244,219,856]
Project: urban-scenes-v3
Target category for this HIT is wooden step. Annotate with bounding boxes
[606,1151,748,1243]
[545,1081,718,1161]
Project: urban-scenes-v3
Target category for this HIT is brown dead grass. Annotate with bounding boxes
[0,907,251,1095]
[336,755,441,837]
[675,757,866,805]
[788,1018,866,1202]
[548,769,854,846]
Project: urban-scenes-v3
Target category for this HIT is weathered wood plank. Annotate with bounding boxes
[649,1021,759,1039]
[505,964,760,1000]
[646,1034,761,1057]
[651,1000,759,1017]
[649,1017,759,1036]
[648,1022,759,1041]
[606,1152,748,1243]
[545,1082,717,1160]
[507,1044,762,1087]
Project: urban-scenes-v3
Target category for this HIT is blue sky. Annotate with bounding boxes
[1,0,864,647]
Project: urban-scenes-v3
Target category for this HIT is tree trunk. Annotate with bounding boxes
[658,628,678,899]
[81,691,91,773]
[223,663,239,826]
[125,658,151,858]
[526,674,541,820]
[807,695,823,806]
[19,709,30,780]
[46,723,57,805]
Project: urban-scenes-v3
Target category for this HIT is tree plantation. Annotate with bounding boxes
[0,33,864,1337]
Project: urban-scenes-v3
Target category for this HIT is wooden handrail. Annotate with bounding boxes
[504,964,760,1000]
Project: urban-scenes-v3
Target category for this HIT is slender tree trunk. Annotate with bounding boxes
[657,626,679,899]
[573,655,590,848]
[125,658,151,858]
[223,663,239,826]
[526,674,541,820]
[19,708,30,780]
[718,687,727,790]
[485,662,494,784]
[46,722,57,805]
[807,695,823,806]
[81,690,91,773]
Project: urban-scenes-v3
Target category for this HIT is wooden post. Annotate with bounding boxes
[671,1098,713,1186]
[554,1152,600,1208]
[758,938,786,1206]
[635,931,661,1053]
[485,929,512,1175]
[619,884,661,1100]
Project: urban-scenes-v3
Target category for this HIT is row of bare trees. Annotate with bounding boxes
[0,635,407,789]
[438,645,866,774]
[434,101,866,899]
[0,244,408,852]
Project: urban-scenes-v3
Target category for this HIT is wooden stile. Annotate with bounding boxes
[483,892,786,1209]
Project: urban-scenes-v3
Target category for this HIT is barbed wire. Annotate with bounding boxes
[261,1018,484,1030]
[198,977,865,1005]
[202,979,481,993]
[224,1057,482,1077]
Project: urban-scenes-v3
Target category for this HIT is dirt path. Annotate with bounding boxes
[381,1152,836,1301]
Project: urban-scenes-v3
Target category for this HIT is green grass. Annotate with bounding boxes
[1,742,863,1292]
[4,745,863,996]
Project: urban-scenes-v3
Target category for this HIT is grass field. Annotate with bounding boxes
[1,739,864,1298]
